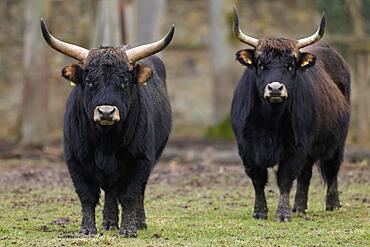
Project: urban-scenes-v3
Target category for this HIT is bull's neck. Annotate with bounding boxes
[256,100,289,130]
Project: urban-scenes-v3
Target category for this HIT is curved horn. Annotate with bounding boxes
[41,18,89,61]
[297,13,325,49]
[125,24,175,64]
[233,5,259,47]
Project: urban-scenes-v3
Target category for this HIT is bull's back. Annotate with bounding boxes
[303,42,350,101]
[303,42,351,158]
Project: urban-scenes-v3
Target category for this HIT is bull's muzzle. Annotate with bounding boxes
[264,82,288,103]
[93,105,120,126]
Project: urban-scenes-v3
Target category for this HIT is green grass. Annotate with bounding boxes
[0,160,369,246]
[204,115,234,140]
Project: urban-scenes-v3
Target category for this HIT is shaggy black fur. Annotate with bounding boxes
[231,40,350,221]
[63,47,171,237]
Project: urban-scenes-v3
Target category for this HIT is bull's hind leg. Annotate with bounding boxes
[69,168,100,235]
[320,150,343,211]
[102,190,119,230]
[245,166,268,219]
[293,159,314,214]
[136,183,147,230]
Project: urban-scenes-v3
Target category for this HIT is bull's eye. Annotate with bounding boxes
[287,62,295,72]
[120,79,129,89]
[84,77,94,88]
[258,62,265,71]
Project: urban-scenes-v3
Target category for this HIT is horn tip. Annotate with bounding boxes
[319,12,326,37]
[232,5,240,38]
[164,25,175,45]
[40,18,53,46]
[170,24,175,33]
[233,5,238,18]
[40,18,46,28]
[40,19,48,34]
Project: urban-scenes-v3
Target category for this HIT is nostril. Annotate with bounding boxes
[279,85,284,91]
[267,85,272,91]
[96,106,116,117]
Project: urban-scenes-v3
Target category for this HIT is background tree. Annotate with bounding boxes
[135,0,166,45]
[20,0,51,147]
[209,0,234,123]
[91,0,122,47]
[346,0,370,146]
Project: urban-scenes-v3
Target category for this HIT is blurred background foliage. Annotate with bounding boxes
[0,0,368,150]
[317,0,370,35]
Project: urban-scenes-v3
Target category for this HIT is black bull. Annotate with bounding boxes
[41,20,174,237]
[231,7,350,222]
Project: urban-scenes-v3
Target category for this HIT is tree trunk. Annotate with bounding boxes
[91,0,122,47]
[346,0,370,147]
[209,0,234,123]
[134,0,166,45]
[20,0,50,147]
[346,0,365,38]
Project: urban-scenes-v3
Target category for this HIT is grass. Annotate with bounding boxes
[204,115,234,140]
[0,159,369,246]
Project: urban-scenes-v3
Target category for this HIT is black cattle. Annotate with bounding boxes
[231,7,350,222]
[41,20,174,237]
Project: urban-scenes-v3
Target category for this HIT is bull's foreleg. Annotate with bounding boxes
[276,153,306,222]
[136,183,147,230]
[118,197,137,237]
[276,164,294,222]
[245,166,268,219]
[293,159,314,214]
[102,190,119,230]
[69,168,100,235]
[118,160,151,238]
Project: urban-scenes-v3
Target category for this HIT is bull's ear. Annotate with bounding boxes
[299,52,316,69]
[61,64,83,85]
[236,49,255,67]
[136,63,152,85]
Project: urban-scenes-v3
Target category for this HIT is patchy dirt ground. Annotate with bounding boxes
[0,142,369,246]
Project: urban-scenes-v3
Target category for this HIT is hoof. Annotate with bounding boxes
[292,205,307,214]
[326,197,341,211]
[276,211,291,222]
[253,211,267,220]
[136,221,147,230]
[102,222,118,231]
[326,203,341,211]
[79,226,97,236]
[119,227,137,238]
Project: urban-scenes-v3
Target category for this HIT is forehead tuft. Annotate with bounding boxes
[84,47,131,70]
[257,38,298,57]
